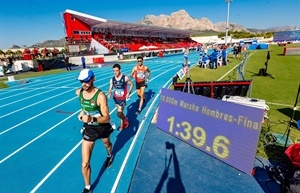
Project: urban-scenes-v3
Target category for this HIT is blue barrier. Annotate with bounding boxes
[247,44,269,50]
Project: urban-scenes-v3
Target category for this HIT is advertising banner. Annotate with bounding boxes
[176,66,188,80]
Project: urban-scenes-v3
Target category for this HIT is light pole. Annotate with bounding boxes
[225,0,233,46]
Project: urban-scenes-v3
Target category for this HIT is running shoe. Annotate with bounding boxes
[122,117,129,129]
[136,109,141,115]
[82,188,92,193]
[105,155,114,168]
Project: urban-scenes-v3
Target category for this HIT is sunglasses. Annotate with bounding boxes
[137,60,143,62]
[79,79,91,83]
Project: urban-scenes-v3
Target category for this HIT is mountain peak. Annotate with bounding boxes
[137,9,298,32]
[136,9,247,32]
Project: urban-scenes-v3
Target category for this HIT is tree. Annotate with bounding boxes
[5,50,14,55]
[15,50,22,55]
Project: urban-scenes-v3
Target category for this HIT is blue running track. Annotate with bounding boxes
[0,52,266,193]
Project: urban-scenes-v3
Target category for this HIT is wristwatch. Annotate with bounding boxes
[92,117,97,123]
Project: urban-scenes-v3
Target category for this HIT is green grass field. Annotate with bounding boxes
[1,44,299,161]
[180,44,300,160]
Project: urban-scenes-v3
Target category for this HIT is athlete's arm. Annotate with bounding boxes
[125,76,134,98]
[78,111,84,121]
[75,88,84,121]
[107,78,113,99]
[146,67,151,79]
[75,88,81,96]
[130,66,136,78]
[95,92,110,123]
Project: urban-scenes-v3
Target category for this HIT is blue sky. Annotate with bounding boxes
[0,0,299,49]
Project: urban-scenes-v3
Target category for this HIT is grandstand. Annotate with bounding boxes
[63,9,199,54]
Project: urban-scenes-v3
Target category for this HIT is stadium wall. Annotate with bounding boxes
[63,13,92,41]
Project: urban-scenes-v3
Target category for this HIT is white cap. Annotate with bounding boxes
[78,69,94,82]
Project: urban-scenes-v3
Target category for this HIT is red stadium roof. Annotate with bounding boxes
[64,9,192,37]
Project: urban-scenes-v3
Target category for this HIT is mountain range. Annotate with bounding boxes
[8,9,299,49]
[136,10,299,33]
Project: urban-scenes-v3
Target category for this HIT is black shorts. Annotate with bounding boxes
[82,122,113,141]
[113,97,126,107]
[136,81,146,89]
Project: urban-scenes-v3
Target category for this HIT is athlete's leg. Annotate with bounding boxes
[102,137,114,168]
[102,137,113,156]
[138,86,146,110]
[116,105,126,129]
[136,88,141,98]
[81,140,94,187]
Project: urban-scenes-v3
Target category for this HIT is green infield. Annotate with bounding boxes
[180,44,300,160]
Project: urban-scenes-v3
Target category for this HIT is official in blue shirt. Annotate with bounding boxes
[81,56,86,69]
[210,49,218,69]
[222,47,227,66]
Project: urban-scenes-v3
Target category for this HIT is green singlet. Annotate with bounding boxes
[79,89,103,126]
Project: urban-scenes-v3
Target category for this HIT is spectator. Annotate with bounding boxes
[44,47,49,58]
[64,55,71,71]
[3,56,14,75]
[222,47,227,66]
[200,53,209,68]
[81,56,86,69]
[210,49,219,69]
[33,47,39,58]
[52,48,57,57]
[233,44,238,59]
[237,44,242,58]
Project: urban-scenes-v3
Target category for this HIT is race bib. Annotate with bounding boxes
[137,71,145,79]
[115,89,124,97]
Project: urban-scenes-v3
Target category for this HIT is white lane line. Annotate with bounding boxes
[0,61,172,103]
[29,65,179,192]
[217,51,256,81]
[30,141,82,193]
[110,77,173,193]
[0,62,178,135]
[0,89,73,118]
[267,102,299,108]
[0,97,76,135]
[0,108,80,164]
[0,88,61,108]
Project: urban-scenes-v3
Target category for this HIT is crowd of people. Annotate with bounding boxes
[69,32,199,53]
[76,56,150,193]
[196,43,244,69]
